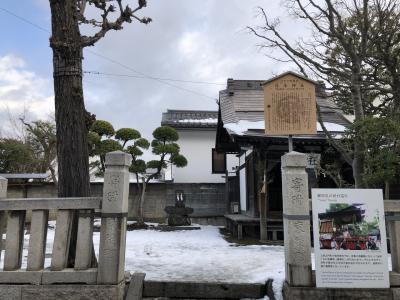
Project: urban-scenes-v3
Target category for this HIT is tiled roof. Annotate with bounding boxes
[161,109,218,129]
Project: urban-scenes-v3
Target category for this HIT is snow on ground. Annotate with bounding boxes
[121,226,285,284]
[0,222,393,300]
[0,223,286,299]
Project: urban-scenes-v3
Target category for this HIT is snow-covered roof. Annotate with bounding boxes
[91,173,164,184]
[162,109,218,129]
[224,120,345,136]
[178,118,217,124]
[218,78,351,140]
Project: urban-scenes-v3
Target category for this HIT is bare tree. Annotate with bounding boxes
[367,0,400,118]
[48,0,151,266]
[21,119,58,185]
[247,0,397,188]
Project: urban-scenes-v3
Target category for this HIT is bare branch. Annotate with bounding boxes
[80,0,152,47]
[316,104,353,165]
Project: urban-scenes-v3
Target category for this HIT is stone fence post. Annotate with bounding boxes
[281,152,312,286]
[97,151,132,284]
[0,176,7,262]
[389,215,400,273]
[0,176,6,199]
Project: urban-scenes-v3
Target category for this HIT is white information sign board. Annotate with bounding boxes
[312,189,389,288]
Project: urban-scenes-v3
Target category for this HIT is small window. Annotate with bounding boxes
[212,149,226,174]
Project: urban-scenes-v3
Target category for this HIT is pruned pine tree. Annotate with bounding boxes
[89,120,122,175]
[130,126,187,226]
[49,0,151,266]
[89,122,188,225]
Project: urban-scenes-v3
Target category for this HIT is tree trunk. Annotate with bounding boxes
[49,0,91,267]
[350,70,366,188]
[259,162,268,242]
[137,180,146,225]
[385,180,390,200]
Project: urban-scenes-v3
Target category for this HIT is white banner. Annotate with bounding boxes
[312,189,389,288]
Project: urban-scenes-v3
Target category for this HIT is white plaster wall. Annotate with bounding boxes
[172,130,238,183]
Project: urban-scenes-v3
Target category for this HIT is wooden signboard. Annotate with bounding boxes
[263,72,317,135]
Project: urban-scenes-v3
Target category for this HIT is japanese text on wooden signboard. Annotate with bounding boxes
[263,73,317,135]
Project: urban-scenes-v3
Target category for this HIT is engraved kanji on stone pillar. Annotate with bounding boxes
[281,151,312,287]
[97,151,131,284]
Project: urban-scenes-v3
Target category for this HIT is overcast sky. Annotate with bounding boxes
[0,0,307,141]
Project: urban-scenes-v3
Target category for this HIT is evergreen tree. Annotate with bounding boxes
[89,122,187,223]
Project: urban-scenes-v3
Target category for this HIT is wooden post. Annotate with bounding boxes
[0,176,7,263]
[259,184,268,242]
[97,151,131,284]
[259,153,268,242]
[281,151,312,286]
[225,170,230,214]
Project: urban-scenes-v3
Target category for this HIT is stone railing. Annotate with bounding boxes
[0,151,131,299]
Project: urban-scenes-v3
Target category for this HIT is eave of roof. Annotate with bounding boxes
[262,71,318,86]
[161,109,218,129]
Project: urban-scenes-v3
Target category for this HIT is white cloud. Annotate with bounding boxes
[3,0,312,142]
[0,54,54,136]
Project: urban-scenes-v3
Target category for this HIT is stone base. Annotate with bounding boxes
[283,282,398,300]
[167,215,191,226]
[143,280,266,299]
[0,283,125,300]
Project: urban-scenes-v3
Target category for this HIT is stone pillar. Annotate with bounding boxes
[281,152,312,286]
[97,151,131,285]
[0,176,6,198]
[389,218,400,272]
[0,176,7,261]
